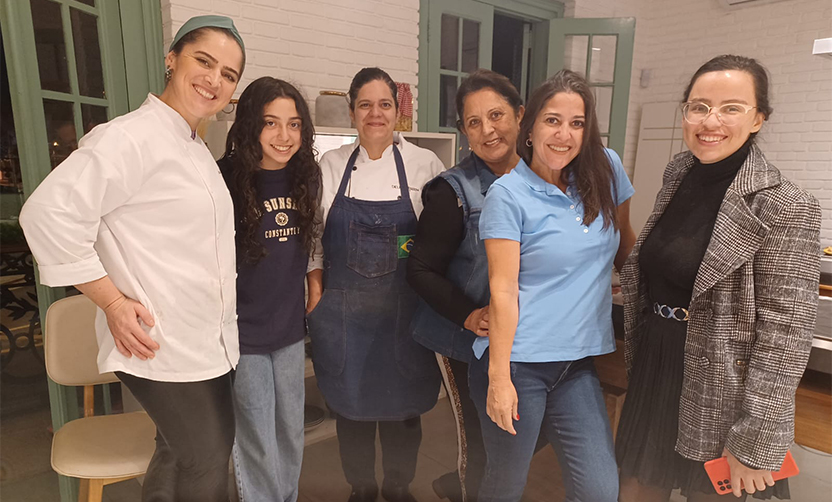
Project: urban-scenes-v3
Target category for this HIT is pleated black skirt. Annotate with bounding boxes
[615,313,789,499]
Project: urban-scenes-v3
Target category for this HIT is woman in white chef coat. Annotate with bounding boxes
[306,67,444,502]
[19,15,245,502]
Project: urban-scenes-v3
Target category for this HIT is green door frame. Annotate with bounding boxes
[547,17,636,157]
[421,0,494,135]
[418,0,563,134]
[0,0,162,500]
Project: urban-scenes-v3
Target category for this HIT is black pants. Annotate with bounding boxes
[117,371,235,502]
[446,357,487,501]
[335,414,422,490]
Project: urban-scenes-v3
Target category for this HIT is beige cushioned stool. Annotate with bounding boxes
[45,294,155,502]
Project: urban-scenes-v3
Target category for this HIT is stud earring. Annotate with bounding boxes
[525,138,533,147]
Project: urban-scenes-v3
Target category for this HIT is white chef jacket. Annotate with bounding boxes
[309,132,446,271]
[19,94,239,382]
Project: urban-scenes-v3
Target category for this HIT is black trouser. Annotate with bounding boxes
[117,371,235,502]
[335,414,422,490]
[447,357,487,501]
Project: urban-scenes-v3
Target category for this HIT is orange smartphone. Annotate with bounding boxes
[704,450,799,495]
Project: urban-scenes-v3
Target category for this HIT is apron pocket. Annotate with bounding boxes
[396,291,440,379]
[347,221,397,279]
[307,289,347,376]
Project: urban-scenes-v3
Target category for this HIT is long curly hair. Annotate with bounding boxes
[221,77,321,263]
[518,70,619,231]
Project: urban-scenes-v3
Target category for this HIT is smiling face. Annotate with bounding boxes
[461,88,523,170]
[259,97,302,170]
[349,79,397,148]
[528,91,585,174]
[162,30,243,129]
[683,70,764,164]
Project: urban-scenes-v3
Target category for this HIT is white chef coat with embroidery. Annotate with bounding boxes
[309,132,446,271]
[19,93,238,382]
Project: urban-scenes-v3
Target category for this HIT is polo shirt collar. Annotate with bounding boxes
[515,159,569,197]
[146,93,199,141]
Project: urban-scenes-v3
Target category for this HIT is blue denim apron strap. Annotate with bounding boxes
[335,145,411,204]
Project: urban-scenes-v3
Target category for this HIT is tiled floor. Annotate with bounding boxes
[2,395,832,501]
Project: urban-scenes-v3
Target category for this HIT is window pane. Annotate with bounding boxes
[461,19,479,73]
[71,8,105,98]
[81,104,108,134]
[589,36,617,84]
[563,35,589,78]
[593,86,613,134]
[43,99,77,169]
[77,0,95,5]
[439,74,458,128]
[440,14,459,71]
[601,136,609,148]
[31,0,70,93]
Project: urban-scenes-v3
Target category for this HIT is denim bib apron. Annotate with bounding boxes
[308,145,440,421]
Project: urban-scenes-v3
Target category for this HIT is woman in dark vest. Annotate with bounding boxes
[407,69,524,502]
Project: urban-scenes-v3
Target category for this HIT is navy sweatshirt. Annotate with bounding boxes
[219,157,307,355]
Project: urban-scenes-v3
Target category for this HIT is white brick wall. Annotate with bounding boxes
[164,0,831,242]
[565,0,832,242]
[161,0,422,126]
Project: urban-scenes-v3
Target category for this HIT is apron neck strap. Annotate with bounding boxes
[336,143,410,201]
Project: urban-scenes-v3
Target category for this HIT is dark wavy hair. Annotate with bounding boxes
[221,77,321,263]
[519,70,619,231]
[683,54,772,140]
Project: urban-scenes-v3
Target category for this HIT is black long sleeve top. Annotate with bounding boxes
[639,139,752,308]
[406,178,479,328]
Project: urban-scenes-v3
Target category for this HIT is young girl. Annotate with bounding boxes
[219,77,321,502]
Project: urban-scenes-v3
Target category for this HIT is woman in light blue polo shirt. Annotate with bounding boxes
[472,70,636,502]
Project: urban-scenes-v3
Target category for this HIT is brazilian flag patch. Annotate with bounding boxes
[398,235,415,259]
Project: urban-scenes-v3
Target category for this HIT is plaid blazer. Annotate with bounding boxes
[621,144,822,470]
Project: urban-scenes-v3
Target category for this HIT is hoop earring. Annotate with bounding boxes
[164,66,172,82]
[525,138,532,147]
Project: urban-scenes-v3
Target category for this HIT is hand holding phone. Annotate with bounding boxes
[704,450,798,496]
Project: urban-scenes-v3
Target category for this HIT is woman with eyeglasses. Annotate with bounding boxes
[616,55,821,502]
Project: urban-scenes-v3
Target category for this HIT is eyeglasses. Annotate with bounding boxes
[681,102,757,126]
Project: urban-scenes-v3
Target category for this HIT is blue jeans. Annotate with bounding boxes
[232,340,305,502]
[469,351,618,502]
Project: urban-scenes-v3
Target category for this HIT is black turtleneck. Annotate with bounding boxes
[639,139,752,308]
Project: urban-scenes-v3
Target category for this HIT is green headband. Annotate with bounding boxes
[169,15,245,54]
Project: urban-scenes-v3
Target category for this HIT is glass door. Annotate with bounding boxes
[0,1,138,500]
[423,0,493,160]
[547,18,636,157]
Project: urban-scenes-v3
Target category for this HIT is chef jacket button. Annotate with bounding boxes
[352,166,358,171]
[576,217,581,222]
[583,228,589,233]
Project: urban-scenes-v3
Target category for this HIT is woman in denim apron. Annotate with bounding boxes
[307,68,443,502]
